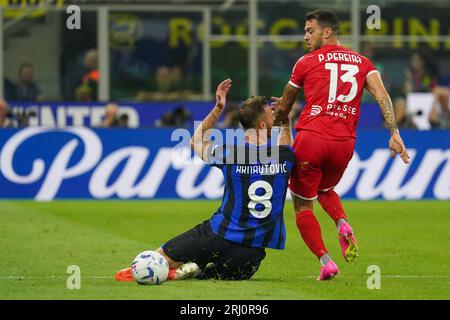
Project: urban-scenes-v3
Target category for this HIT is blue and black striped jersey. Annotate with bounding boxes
[207,142,295,250]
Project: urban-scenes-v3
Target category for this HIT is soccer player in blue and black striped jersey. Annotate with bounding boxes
[116,79,295,282]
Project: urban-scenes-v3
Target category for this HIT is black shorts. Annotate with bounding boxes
[162,220,266,280]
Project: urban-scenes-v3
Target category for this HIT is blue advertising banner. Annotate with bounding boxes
[0,128,449,200]
[7,101,384,129]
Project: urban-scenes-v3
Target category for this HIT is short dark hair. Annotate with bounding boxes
[238,96,268,130]
[305,9,340,34]
[19,62,33,73]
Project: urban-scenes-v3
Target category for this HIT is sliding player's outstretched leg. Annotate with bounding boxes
[115,262,202,282]
[167,262,202,280]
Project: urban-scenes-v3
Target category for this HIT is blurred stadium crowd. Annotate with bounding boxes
[0,0,449,130]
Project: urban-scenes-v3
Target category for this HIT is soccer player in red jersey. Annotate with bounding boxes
[273,9,410,280]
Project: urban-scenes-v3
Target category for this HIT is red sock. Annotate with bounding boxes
[296,210,328,259]
[317,189,347,224]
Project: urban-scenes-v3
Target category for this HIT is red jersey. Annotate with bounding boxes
[289,44,378,140]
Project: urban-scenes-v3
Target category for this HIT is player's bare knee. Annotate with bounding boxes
[291,192,311,212]
[155,247,182,269]
[296,197,314,212]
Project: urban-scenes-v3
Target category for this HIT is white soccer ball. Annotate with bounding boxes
[131,250,169,285]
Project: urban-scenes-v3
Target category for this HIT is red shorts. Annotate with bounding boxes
[289,130,355,200]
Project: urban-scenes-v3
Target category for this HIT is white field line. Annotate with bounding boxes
[0,275,112,279]
[1,275,450,280]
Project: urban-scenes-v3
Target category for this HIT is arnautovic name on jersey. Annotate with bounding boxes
[235,162,289,175]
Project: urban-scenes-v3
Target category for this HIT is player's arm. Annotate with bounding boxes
[271,96,293,146]
[274,83,301,125]
[278,123,293,146]
[365,72,410,164]
[190,79,232,161]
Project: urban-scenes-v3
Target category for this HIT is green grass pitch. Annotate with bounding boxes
[1,200,449,300]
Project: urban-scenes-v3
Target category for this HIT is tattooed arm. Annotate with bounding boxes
[190,79,232,161]
[365,72,410,164]
[274,83,301,126]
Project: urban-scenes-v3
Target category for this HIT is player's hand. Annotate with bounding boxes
[270,96,289,125]
[270,96,281,109]
[215,79,232,110]
[389,132,410,164]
